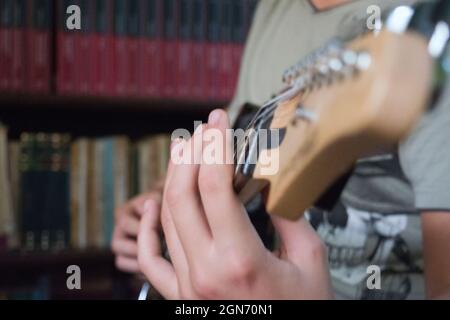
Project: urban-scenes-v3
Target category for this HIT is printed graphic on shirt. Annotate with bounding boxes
[307,203,425,300]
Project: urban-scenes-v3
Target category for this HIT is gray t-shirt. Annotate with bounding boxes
[230,0,449,299]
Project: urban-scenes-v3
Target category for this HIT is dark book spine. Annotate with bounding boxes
[38,133,51,251]
[0,0,14,91]
[140,0,162,97]
[162,0,178,97]
[56,0,78,95]
[113,0,128,96]
[19,133,38,250]
[11,0,26,92]
[26,0,51,93]
[206,0,220,100]
[192,0,206,99]
[48,134,71,250]
[177,0,193,99]
[126,0,141,96]
[76,0,95,95]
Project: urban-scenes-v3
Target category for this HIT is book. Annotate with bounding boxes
[86,140,104,248]
[0,123,16,250]
[140,0,163,97]
[26,0,51,93]
[70,138,88,249]
[219,0,233,101]
[11,0,27,93]
[126,0,141,96]
[0,0,14,91]
[19,133,39,250]
[100,137,115,245]
[35,133,51,251]
[177,0,193,99]
[113,136,130,216]
[56,0,78,95]
[48,134,71,250]
[191,0,207,99]
[76,0,95,95]
[113,0,128,96]
[7,140,20,246]
[93,0,114,96]
[162,0,178,97]
[206,0,221,100]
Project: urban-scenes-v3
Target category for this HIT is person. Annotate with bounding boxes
[112,0,450,299]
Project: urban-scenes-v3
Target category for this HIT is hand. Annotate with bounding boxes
[112,191,162,273]
[138,109,334,299]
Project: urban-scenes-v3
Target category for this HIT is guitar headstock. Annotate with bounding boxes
[235,28,434,220]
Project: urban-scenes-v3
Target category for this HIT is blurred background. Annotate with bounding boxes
[0,0,258,299]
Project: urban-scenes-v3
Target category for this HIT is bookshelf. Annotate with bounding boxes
[0,94,226,300]
[0,0,258,300]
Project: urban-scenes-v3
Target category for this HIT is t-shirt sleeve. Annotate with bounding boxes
[399,81,450,211]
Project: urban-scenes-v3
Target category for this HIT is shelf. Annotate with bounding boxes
[0,94,228,138]
[0,248,115,272]
[0,93,227,112]
[0,249,142,299]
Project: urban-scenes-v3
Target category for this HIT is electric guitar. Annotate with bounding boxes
[233,1,449,221]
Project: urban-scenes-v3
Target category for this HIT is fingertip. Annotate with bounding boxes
[208,109,229,129]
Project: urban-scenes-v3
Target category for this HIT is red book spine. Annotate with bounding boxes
[26,0,51,94]
[0,0,14,92]
[177,40,192,99]
[76,0,95,95]
[140,0,162,97]
[93,0,113,96]
[206,0,221,101]
[56,0,77,95]
[191,0,206,100]
[113,0,128,96]
[126,0,140,96]
[177,0,193,99]
[162,0,178,98]
[11,0,27,93]
[218,0,232,101]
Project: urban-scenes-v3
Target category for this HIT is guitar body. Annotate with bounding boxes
[238,30,433,220]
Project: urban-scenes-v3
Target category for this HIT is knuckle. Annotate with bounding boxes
[191,269,218,299]
[225,251,256,284]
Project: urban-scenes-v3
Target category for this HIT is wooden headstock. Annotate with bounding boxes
[236,29,433,220]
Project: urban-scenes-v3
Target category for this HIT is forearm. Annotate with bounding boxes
[421,212,450,299]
